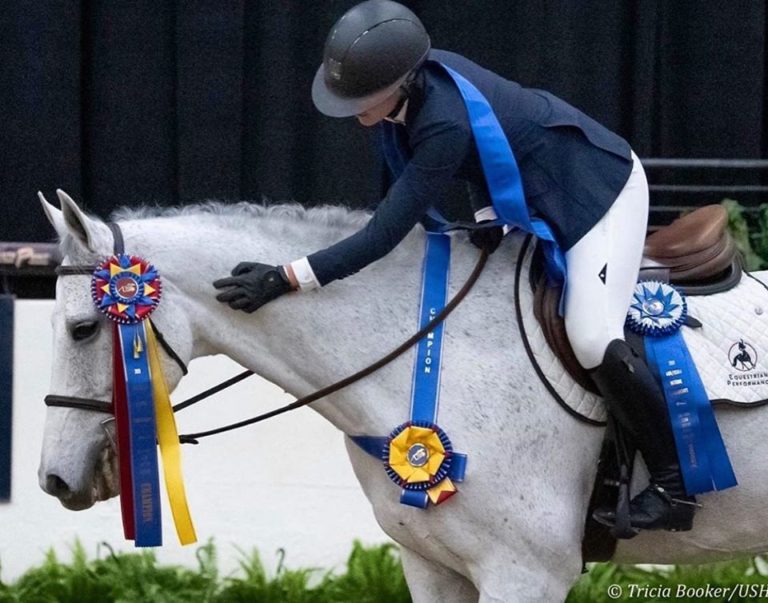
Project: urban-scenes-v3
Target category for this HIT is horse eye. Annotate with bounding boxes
[70,322,99,342]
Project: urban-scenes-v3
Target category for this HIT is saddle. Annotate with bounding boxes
[533,205,742,395]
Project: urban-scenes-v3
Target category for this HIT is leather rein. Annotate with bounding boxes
[44,222,488,444]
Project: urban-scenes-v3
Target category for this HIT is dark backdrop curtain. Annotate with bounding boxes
[2,1,766,243]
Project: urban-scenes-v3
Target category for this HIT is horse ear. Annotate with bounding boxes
[55,189,111,254]
[38,191,67,238]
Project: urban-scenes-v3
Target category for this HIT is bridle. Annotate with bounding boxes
[44,222,488,444]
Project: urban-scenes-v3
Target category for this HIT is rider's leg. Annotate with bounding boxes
[564,153,696,533]
[563,152,647,371]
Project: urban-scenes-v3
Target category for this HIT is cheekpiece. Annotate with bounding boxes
[383,421,453,491]
[91,254,162,324]
[626,280,687,337]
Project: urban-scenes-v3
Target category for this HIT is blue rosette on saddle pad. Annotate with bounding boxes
[626,281,737,495]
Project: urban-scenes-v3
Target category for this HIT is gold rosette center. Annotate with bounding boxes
[388,426,446,484]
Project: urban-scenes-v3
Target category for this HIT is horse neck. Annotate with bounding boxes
[122,210,428,435]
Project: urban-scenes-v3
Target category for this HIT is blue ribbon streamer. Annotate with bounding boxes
[644,331,737,495]
[400,489,429,509]
[118,323,163,546]
[410,233,451,424]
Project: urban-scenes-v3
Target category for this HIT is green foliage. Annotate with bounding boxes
[6,540,768,602]
[721,199,767,271]
[0,541,410,603]
[753,204,768,266]
[216,547,331,603]
[325,542,410,603]
[568,557,768,602]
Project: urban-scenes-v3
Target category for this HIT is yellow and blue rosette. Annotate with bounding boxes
[383,421,465,506]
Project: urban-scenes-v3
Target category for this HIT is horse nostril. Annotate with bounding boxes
[45,474,72,498]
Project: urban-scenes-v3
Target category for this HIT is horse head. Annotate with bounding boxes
[37,190,193,510]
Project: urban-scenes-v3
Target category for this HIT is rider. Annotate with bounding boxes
[213,0,697,535]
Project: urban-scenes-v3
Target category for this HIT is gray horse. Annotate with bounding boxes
[38,190,768,602]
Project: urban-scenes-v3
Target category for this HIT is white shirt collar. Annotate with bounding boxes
[384,99,409,125]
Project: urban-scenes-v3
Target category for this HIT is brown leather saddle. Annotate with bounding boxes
[532,205,742,394]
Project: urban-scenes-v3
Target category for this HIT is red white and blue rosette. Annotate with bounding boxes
[91,255,161,324]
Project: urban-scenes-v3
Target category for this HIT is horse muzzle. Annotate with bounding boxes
[38,422,119,509]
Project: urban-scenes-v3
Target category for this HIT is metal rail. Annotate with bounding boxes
[642,159,768,169]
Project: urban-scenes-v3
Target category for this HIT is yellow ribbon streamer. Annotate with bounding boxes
[427,478,456,505]
[145,323,197,545]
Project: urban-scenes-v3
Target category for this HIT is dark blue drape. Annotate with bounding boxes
[1,1,766,245]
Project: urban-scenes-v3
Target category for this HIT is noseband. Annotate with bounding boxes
[45,222,488,443]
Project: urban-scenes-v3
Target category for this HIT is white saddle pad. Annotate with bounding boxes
[517,242,768,424]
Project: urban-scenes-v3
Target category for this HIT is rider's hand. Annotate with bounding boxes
[469,221,504,254]
[213,262,294,313]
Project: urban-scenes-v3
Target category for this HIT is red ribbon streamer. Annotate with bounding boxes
[112,322,135,540]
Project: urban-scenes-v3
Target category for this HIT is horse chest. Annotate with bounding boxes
[346,442,467,559]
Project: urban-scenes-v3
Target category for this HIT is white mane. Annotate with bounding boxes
[110,201,372,231]
[58,200,374,260]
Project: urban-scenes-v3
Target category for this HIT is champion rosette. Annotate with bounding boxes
[89,254,196,547]
[91,254,161,324]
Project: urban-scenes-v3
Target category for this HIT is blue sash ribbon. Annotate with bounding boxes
[644,332,737,495]
[118,323,163,546]
[380,63,566,285]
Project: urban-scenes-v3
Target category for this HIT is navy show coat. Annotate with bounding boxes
[307,49,634,286]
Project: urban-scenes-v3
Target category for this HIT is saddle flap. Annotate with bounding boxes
[644,205,727,259]
[668,235,736,282]
[642,205,739,285]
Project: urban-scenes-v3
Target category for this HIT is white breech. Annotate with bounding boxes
[564,152,649,369]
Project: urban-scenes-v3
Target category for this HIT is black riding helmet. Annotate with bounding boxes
[312,0,431,118]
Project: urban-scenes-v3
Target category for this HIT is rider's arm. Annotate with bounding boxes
[287,122,471,289]
[466,181,498,223]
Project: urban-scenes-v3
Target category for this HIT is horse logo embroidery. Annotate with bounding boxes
[407,443,429,468]
[116,276,139,300]
[729,339,757,372]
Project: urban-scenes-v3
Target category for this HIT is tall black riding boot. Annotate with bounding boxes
[590,339,698,533]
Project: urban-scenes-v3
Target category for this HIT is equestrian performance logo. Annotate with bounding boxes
[728,339,757,372]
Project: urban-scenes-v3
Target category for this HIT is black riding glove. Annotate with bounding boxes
[469,221,504,254]
[213,262,293,313]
